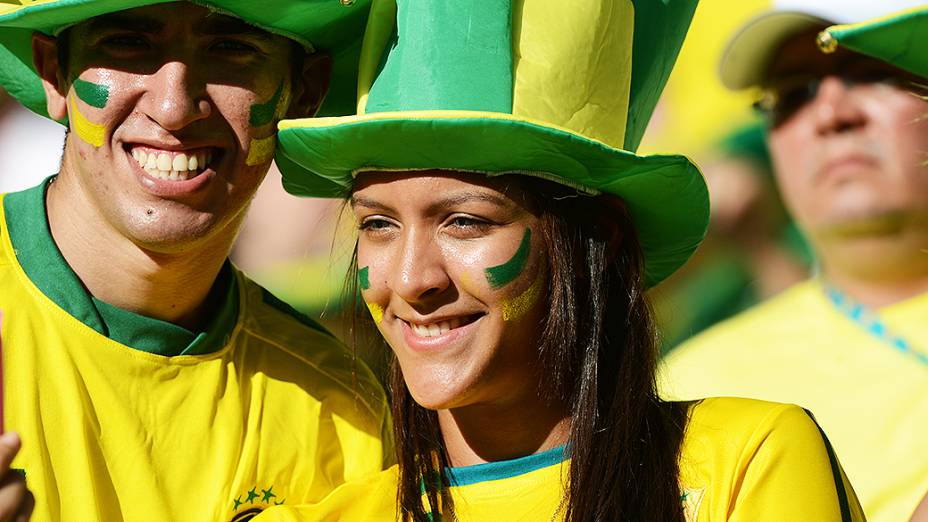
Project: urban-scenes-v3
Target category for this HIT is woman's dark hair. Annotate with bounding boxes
[345,177,689,521]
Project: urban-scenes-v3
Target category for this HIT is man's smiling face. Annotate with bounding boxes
[37,2,316,252]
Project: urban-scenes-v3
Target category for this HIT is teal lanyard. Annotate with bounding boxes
[824,286,928,366]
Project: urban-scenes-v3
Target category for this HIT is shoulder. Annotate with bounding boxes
[658,281,825,399]
[679,398,865,521]
[233,271,388,419]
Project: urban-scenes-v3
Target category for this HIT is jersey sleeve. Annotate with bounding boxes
[729,405,866,522]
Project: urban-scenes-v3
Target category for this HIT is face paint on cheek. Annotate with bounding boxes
[245,81,291,166]
[501,269,544,321]
[367,303,384,324]
[358,266,371,290]
[69,93,106,147]
[73,78,110,109]
[485,229,531,289]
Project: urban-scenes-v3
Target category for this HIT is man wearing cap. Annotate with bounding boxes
[0,1,390,520]
[660,2,928,521]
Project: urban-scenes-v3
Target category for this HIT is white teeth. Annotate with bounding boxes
[157,153,172,171]
[409,318,464,338]
[172,154,188,172]
[132,147,213,180]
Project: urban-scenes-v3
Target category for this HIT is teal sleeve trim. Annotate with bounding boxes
[445,445,569,487]
[802,409,853,522]
[4,177,239,357]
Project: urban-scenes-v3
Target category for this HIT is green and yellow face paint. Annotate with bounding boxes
[483,229,543,322]
[69,78,110,147]
[245,81,290,166]
[358,266,383,324]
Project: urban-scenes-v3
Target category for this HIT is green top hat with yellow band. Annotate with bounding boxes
[818,5,928,79]
[276,0,707,288]
[0,0,371,118]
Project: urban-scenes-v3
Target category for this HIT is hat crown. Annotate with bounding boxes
[358,0,695,153]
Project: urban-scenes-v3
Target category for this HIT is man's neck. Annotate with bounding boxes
[822,267,928,309]
[45,173,237,331]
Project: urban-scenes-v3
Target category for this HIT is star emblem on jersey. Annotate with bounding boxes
[229,484,286,521]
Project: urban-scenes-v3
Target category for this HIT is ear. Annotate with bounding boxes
[32,32,68,121]
[286,51,332,118]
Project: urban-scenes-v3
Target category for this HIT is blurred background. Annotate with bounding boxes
[1,0,811,357]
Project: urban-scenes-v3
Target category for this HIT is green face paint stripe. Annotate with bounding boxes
[73,79,109,109]
[359,266,371,290]
[485,229,531,289]
[249,82,284,127]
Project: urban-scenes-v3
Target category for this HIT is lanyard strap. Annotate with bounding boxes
[824,286,928,367]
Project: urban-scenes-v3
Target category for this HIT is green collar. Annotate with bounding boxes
[4,177,239,357]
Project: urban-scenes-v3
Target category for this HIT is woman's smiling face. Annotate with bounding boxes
[352,171,548,411]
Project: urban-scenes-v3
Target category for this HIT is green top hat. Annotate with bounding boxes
[0,0,372,118]
[276,0,707,287]
[817,6,928,79]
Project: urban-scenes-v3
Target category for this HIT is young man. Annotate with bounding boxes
[0,1,390,520]
[660,2,928,521]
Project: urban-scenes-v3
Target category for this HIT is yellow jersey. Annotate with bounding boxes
[660,279,928,522]
[0,182,391,521]
[255,398,864,521]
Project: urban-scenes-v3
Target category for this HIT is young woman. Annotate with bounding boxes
[257,0,865,519]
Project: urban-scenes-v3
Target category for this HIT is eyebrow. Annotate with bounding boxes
[84,13,165,34]
[351,190,511,214]
[197,13,275,41]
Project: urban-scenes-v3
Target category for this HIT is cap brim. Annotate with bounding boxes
[823,7,928,79]
[720,11,830,90]
[276,111,709,288]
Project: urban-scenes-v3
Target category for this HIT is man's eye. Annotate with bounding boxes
[211,40,259,54]
[101,35,150,49]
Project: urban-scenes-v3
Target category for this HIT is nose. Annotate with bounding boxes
[140,61,211,130]
[391,230,451,305]
[811,75,867,136]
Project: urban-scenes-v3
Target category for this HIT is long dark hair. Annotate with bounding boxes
[345,178,688,521]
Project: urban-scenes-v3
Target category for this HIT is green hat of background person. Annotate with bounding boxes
[0,0,371,119]
[818,6,928,79]
[275,0,707,288]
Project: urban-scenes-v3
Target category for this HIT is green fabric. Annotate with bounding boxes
[277,113,708,288]
[826,7,928,79]
[624,0,699,151]
[4,177,238,357]
[366,0,513,114]
[0,0,372,119]
[444,445,568,487]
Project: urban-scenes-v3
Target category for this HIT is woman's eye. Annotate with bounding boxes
[359,218,393,231]
[450,216,484,228]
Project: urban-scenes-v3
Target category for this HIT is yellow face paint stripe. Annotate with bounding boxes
[70,94,106,147]
[501,271,544,321]
[246,135,276,166]
[366,302,384,324]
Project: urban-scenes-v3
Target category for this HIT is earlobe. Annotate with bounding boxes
[287,51,332,118]
[32,33,67,121]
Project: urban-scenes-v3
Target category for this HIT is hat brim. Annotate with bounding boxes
[719,11,830,90]
[276,110,709,288]
[0,0,370,119]
[823,7,928,79]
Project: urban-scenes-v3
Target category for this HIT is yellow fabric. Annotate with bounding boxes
[254,397,864,521]
[511,0,633,147]
[0,196,392,522]
[660,279,928,522]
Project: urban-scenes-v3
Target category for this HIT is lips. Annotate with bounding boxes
[400,313,484,351]
[406,314,481,338]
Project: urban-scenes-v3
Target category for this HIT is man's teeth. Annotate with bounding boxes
[132,149,212,181]
[410,318,462,338]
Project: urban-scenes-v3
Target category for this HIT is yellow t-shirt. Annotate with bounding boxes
[660,279,928,522]
[0,190,391,521]
[255,398,864,521]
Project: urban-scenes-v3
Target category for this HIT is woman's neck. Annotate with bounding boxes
[437,398,570,468]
